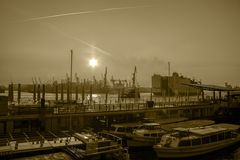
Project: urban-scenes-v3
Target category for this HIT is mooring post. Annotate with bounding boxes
[219,91,222,102]
[82,79,85,104]
[17,83,21,104]
[213,90,215,102]
[118,89,120,103]
[55,82,58,102]
[61,81,64,101]
[8,84,11,102]
[67,83,70,103]
[37,84,41,102]
[201,89,204,102]
[75,84,78,102]
[33,84,36,103]
[105,89,108,104]
[42,84,45,100]
[90,84,93,105]
[150,88,153,101]
[8,83,13,102]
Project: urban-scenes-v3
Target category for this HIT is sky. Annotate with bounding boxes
[0,0,240,87]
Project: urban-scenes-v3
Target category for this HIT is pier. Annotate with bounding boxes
[0,99,228,134]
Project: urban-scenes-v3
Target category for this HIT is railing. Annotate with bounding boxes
[7,101,215,116]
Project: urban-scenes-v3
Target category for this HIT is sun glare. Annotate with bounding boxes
[89,58,98,68]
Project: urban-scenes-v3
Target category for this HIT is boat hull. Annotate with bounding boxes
[127,136,161,147]
[153,136,240,158]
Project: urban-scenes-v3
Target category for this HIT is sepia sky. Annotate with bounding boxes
[0,0,240,87]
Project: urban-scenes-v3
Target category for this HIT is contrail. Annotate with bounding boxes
[14,5,154,56]
[44,22,112,56]
[19,5,153,22]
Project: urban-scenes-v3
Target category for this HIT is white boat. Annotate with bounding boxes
[153,123,240,158]
[108,123,143,138]
[65,131,128,159]
[127,123,167,147]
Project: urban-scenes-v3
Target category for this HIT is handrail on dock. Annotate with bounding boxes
[5,101,219,117]
[98,131,123,145]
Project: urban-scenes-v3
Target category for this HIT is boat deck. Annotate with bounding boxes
[0,130,83,156]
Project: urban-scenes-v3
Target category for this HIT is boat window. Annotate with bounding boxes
[144,134,150,137]
[110,127,116,131]
[231,132,238,138]
[126,128,132,133]
[210,135,217,142]
[202,137,210,144]
[192,138,201,145]
[225,132,231,139]
[218,133,224,141]
[157,133,163,137]
[118,127,125,132]
[179,140,191,146]
[151,133,158,137]
[179,131,189,137]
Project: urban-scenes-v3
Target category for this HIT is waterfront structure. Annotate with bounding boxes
[152,72,201,96]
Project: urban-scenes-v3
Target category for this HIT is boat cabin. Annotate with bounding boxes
[160,125,239,148]
[109,123,142,137]
[133,123,166,137]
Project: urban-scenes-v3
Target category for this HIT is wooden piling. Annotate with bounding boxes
[150,88,153,101]
[201,89,204,102]
[17,83,21,104]
[42,84,45,100]
[105,88,108,104]
[118,89,120,103]
[75,85,78,101]
[82,79,85,103]
[213,90,215,101]
[67,83,70,103]
[90,84,93,104]
[8,83,14,102]
[33,84,36,102]
[219,91,222,102]
[55,82,58,102]
[61,82,64,101]
[37,84,41,102]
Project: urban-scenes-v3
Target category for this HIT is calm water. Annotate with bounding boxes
[12,145,240,160]
[129,145,240,160]
[1,91,200,105]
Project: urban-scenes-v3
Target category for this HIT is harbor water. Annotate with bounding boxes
[12,145,240,160]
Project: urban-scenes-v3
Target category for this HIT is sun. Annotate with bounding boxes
[89,58,98,68]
